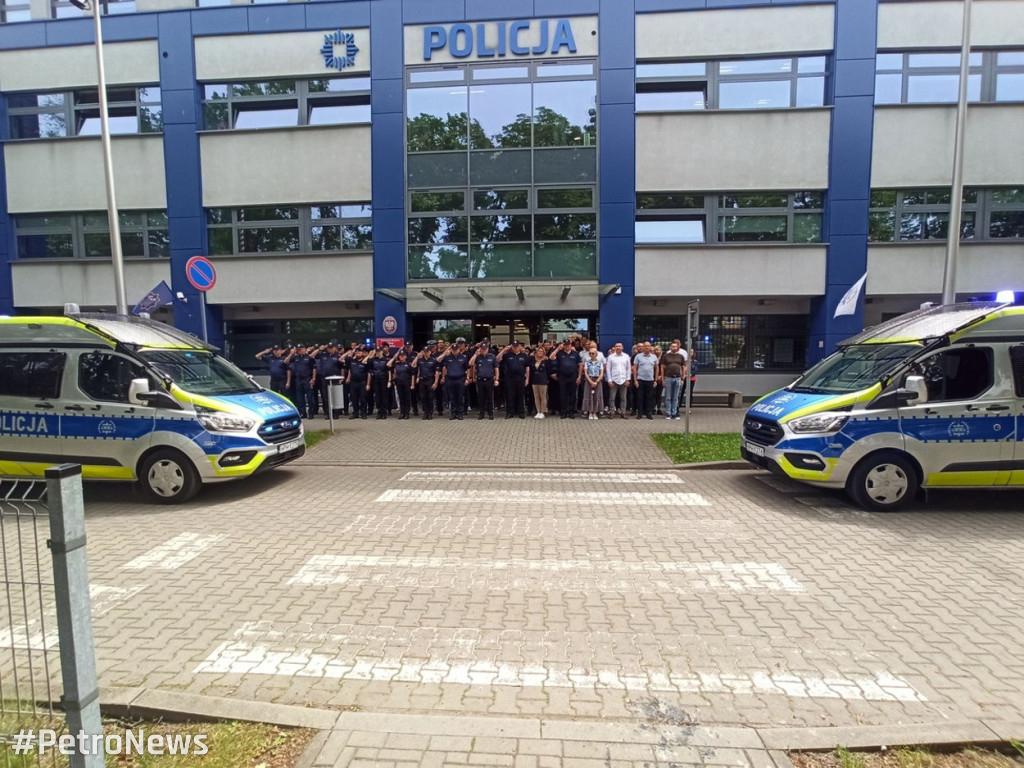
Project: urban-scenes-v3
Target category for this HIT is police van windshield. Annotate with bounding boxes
[140,349,260,397]
[789,343,920,395]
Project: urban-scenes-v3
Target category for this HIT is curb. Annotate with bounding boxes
[94,688,1023,757]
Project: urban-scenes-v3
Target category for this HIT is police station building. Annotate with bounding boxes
[0,0,1022,394]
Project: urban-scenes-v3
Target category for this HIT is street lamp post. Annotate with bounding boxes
[941,0,972,306]
[70,0,128,315]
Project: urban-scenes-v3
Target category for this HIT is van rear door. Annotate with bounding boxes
[898,345,1014,487]
[1009,345,1024,486]
[62,350,157,479]
[0,350,66,473]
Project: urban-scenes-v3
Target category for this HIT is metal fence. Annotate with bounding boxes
[0,469,103,767]
[0,478,62,767]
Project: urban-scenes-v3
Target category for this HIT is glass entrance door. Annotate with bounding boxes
[410,314,596,349]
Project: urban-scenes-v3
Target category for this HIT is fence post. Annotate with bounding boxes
[45,465,105,768]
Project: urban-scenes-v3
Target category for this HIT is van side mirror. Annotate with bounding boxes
[129,378,182,410]
[896,374,928,406]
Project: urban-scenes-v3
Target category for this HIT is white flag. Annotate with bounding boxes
[834,272,868,319]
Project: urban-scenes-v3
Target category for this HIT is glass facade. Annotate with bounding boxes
[406,60,598,281]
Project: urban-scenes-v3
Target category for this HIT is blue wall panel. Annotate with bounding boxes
[542,0,599,15]
[466,0,533,21]
[247,3,307,33]
[0,94,11,314]
[101,13,159,41]
[371,0,406,340]
[403,0,465,25]
[43,18,93,46]
[305,1,371,29]
[0,23,45,49]
[190,7,248,36]
[808,0,878,364]
[597,0,634,349]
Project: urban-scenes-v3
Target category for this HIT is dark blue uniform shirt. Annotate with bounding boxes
[443,353,469,379]
[555,349,582,377]
[393,361,413,382]
[267,356,288,379]
[416,356,438,382]
[347,359,368,383]
[474,353,497,378]
[502,352,530,379]
[320,353,343,378]
[368,357,389,380]
[289,354,314,380]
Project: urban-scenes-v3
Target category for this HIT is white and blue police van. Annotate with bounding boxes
[741,302,1024,511]
[0,313,304,503]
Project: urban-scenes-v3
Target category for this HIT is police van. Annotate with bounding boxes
[0,313,304,503]
[741,302,1024,511]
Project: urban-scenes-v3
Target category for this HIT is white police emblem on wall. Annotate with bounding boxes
[322,30,359,71]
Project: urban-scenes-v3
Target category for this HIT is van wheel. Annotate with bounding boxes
[846,451,918,512]
[139,449,200,504]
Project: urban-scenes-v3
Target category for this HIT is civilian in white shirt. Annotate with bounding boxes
[604,342,632,418]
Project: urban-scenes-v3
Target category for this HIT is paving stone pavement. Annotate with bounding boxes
[2,417,1023,766]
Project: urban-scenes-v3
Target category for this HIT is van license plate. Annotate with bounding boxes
[279,438,303,454]
[745,442,765,457]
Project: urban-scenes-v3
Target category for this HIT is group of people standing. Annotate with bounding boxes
[255,335,698,422]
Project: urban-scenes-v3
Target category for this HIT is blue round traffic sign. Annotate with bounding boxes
[185,256,217,292]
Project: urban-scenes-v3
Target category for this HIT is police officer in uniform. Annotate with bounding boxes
[314,342,344,419]
[345,346,370,419]
[367,344,392,419]
[439,338,469,420]
[550,338,583,419]
[286,343,316,419]
[255,345,289,396]
[468,342,499,420]
[434,341,449,416]
[401,341,419,415]
[388,348,416,419]
[411,341,440,420]
[498,340,531,419]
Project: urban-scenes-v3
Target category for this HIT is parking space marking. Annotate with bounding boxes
[401,471,684,484]
[121,533,227,571]
[375,489,709,505]
[337,513,747,541]
[0,584,147,650]
[195,622,924,702]
[286,555,804,593]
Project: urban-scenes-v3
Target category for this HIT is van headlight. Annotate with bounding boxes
[788,413,849,434]
[196,408,255,433]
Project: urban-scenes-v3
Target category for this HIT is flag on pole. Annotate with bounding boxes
[131,280,174,316]
[833,272,868,319]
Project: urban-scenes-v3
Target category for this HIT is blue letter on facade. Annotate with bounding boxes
[551,19,577,54]
[509,20,530,55]
[450,23,473,58]
[424,26,446,60]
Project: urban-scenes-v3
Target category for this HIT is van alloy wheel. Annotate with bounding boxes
[846,451,918,512]
[864,463,910,505]
[149,459,185,498]
[139,449,201,504]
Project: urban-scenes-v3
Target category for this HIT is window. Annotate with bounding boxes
[50,0,133,16]
[15,211,169,260]
[8,86,161,138]
[874,50,1024,105]
[1,0,31,22]
[636,192,824,244]
[406,61,598,281]
[917,347,992,402]
[0,352,66,399]
[78,351,148,403]
[632,315,807,372]
[868,188,1024,242]
[207,204,372,256]
[202,77,370,130]
[636,55,827,112]
[407,186,596,280]
[1010,345,1024,398]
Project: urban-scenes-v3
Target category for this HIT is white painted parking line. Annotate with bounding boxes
[195,622,924,703]
[0,584,147,650]
[337,514,746,541]
[401,471,684,484]
[375,489,708,505]
[287,555,804,593]
[121,532,227,571]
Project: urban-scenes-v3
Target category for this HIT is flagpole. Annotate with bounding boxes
[941,0,972,305]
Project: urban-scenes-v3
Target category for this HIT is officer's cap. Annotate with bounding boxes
[271,344,282,350]
[296,342,307,348]
[426,339,438,346]
[455,337,466,343]
[327,340,338,347]
[512,339,523,345]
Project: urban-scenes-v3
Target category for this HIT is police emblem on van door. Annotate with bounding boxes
[98,419,117,437]
[948,420,970,440]
[322,30,358,71]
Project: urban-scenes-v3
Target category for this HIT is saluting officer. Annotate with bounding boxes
[439,338,469,420]
[367,344,392,419]
[498,340,531,419]
[468,342,499,420]
[550,338,583,419]
[345,346,370,419]
[411,340,440,420]
[286,343,316,419]
[255,345,289,396]
[402,341,419,415]
[388,348,416,419]
[315,342,344,419]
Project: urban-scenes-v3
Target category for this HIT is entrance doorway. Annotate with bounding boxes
[410,314,596,349]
